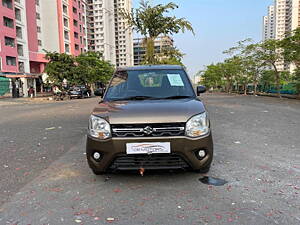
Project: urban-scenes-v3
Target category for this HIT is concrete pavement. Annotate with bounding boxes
[0,94,299,225]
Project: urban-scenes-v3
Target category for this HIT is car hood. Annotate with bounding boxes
[92,98,206,124]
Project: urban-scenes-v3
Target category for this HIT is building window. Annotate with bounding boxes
[64,18,69,27]
[65,44,70,53]
[37,26,41,33]
[36,12,40,20]
[74,32,79,39]
[75,44,79,50]
[63,5,68,14]
[64,30,69,40]
[73,19,78,27]
[5,36,15,47]
[73,7,77,14]
[35,0,39,6]
[2,0,13,9]
[6,56,16,66]
[17,44,24,56]
[3,16,14,28]
[38,40,42,46]
[16,26,22,39]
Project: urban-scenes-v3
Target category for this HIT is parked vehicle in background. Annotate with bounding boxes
[86,65,213,175]
[68,85,91,99]
[94,87,106,97]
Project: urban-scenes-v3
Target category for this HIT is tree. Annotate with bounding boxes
[224,39,263,95]
[74,52,114,89]
[201,64,224,90]
[281,28,300,95]
[44,51,76,88]
[121,0,194,64]
[246,39,284,97]
[44,51,114,92]
[156,46,185,66]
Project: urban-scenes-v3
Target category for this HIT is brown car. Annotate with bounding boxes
[86,65,213,175]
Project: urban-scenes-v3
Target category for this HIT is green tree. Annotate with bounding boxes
[224,39,263,95]
[121,0,194,64]
[246,39,284,97]
[281,28,300,94]
[221,57,245,93]
[44,51,76,88]
[73,52,114,89]
[201,64,224,90]
[157,46,185,66]
[44,51,114,92]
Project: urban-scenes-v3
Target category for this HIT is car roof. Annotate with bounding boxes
[117,65,184,71]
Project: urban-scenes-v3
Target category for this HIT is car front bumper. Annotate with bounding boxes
[86,133,213,172]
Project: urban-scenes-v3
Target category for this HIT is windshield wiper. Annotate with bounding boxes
[112,96,157,101]
[159,95,194,99]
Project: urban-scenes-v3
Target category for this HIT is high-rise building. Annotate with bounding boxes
[133,36,174,65]
[286,0,300,32]
[87,0,133,67]
[262,5,275,41]
[274,0,289,40]
[263,0,300,41]
[0,0,88,97]
[262,0,300,72]
[263,16,269,41]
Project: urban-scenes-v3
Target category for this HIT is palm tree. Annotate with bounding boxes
[121,0,194,64]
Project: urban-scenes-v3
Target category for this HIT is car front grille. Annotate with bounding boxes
[109,154,191,170]
[111,123,185,137]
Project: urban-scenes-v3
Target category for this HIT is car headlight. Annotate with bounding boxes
[185,112,210,138]
[88,115,111,139]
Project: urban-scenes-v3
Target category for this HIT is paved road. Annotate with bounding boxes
[0,94,299,225]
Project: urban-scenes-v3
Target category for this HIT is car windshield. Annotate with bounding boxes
[104,69,195,101]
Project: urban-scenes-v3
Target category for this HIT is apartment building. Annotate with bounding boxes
[0,0,88,97]
[262,0,300,72]
[286,0,300,32]
[262,5,275,41]
[274,0,289,40]
[263,0,300,40]
[87,0,133,67]
[133,36,174,65]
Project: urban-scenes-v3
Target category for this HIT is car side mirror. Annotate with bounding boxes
[196,86,206,96]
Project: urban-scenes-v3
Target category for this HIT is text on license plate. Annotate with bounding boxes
[126,142,171,154]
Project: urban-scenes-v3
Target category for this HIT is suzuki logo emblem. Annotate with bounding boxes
[143,126,153,135]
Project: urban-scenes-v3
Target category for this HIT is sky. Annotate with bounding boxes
[133,0,274,77]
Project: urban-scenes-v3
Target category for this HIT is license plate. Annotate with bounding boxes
[126,142,171,155]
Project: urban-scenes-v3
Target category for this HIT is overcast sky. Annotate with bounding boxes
[133,0,274,77]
